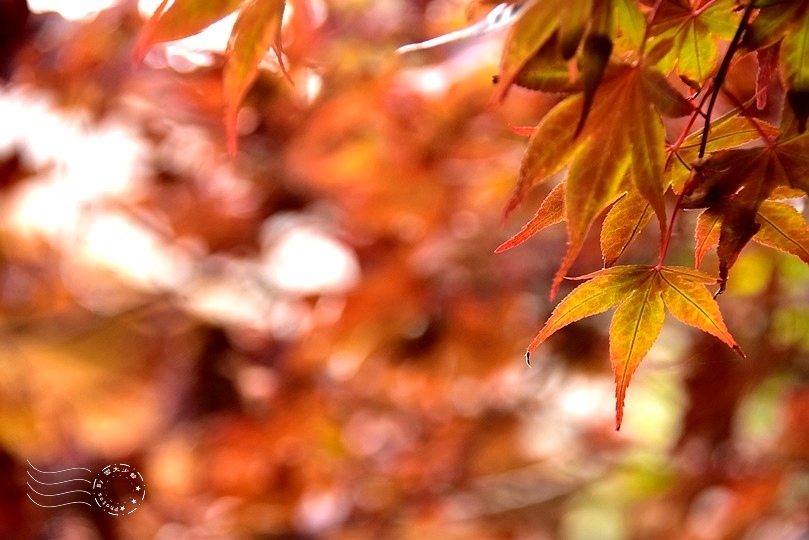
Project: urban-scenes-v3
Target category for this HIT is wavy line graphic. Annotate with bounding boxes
[27,461,91,475]
[27,471,91,486]
[26,461,93,509]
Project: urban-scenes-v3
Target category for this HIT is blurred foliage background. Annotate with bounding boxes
[1,0,809,538]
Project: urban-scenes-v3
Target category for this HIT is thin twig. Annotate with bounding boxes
[697,1,757,158]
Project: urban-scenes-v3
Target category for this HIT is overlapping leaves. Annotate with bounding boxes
[493,0,809,428]
[501,65,690,297]
[679,124,809,288]
[743,1,809,130]
[646,0,738,87]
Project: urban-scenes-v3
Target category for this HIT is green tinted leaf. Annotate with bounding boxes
[515,38,580,92]
[495,0,566,101]
[744,0,804,50]
[782,6,809,129]
[613,0,646,51]
[647,0,737,84]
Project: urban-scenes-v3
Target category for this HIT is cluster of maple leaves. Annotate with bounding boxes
[495,0,809,428]
[136,0,809,428]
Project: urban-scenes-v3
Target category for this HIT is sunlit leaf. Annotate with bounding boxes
[646,0,738,85]
[609,275,664,429]
[528,264,742,428]
[576,33,614,135]
[601,190,653,267]
[134,0,244,63]
[496,181,565,253]
[613,0,646,51]
[506,65,683,297]
[527,265,648,353]
[504,95,582,218]
[495,0,598,101]
[627,75,667,235]
[694,208,722,268]
[658,266,742,355]
[754,200,809,263]
[494,0,567,101]
[223,0,286,156]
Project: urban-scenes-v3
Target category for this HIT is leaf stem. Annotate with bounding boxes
[657,2,757,269]
[697,0,756,159]
[656,187,688,269]
[657,89,714,267]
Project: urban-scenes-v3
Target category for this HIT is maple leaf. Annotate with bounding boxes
[494,0,570,100]
[495,181,565,253]
[694,207,722,268]
[613,0,646,52]
[505,66,690,297]
[527,265,742,429]
[695,199,809,267]
[134,0,288,157]
[742,0,809,129]
[743,0,806,51]
[515,37,582,93]
[681,126,809,290]
[754,200,809,263]
[780,2,809,132]
[646,0,738,86]
[495,0,592,100]
[601,190,653,267]
[496,0,614,119]
[133,0,244,63]
[223,0,287,156]
[668,116,780,193]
